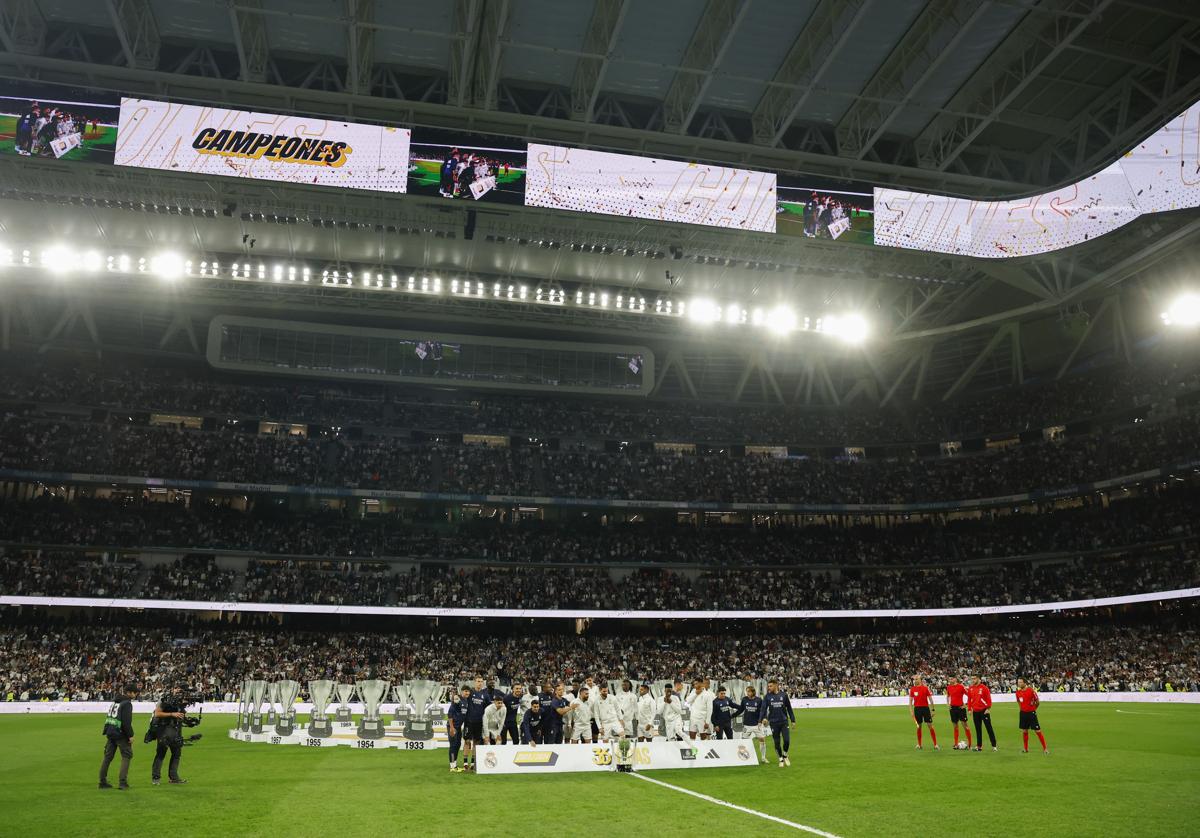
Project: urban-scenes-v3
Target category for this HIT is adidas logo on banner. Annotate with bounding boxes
[704,749,720,760]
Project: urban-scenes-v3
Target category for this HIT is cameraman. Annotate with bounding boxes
[150,686,188,786]
[99,683,136,790]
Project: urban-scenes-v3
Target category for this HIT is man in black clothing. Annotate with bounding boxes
[151,687,189,785]
[99,683,136,789]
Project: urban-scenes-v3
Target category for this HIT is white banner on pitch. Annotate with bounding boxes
[633,739,759,770]
[475,743,616,774]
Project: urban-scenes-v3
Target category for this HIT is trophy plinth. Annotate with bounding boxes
[334,684,356,726]
[248,680,268,734]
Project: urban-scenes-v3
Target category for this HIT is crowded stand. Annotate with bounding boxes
[1,487,1197,566]
[2,620,1195,703]
[3,539,1195,611]
[2,405,1199,503]
[0,350,1197,447]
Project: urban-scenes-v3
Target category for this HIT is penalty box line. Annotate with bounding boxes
[629,772,842,837]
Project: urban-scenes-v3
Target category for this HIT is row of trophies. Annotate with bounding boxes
[236,677,770,742]
[237,679,447,740]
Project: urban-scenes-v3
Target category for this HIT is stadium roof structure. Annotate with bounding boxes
[1,0,1199,405]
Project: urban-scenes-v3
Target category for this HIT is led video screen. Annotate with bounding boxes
[776,175,874,245]
[407,128,526,205]
[874,101,1200,258]
[525,143,777,233]
[114,98,411,192]
[0,79,119,164]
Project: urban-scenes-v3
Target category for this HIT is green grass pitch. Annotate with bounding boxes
[777,200,875,246]
[0,114,117,162]
[2,704,1197,837]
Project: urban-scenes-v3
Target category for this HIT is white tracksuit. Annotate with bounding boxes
[482,703,507,741]
[659,698,684,740]
[568,699,592,741]
[615,689,637,733]
[689,689,714,735]
[636,693,658,738]
[594,694,622,739]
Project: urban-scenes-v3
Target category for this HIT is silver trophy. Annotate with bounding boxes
[356,679,391,740]
[308,679,335,738]
[404,680,442,741]
[266,682,280,725]
[275,680,302,737]
[248,679,269,734]
[334,683,356,726]
[237,679,250,732]
[391,683,413,727]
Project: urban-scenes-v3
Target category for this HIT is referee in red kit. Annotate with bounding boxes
[967,675,997,751]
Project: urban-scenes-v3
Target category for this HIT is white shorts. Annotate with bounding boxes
[570,727,591,742]
[663,720,684,740]
[599,722,623,739]
[688,718,710,734]
[741,723,768,739]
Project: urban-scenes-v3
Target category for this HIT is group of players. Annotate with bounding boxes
[908,675,1050,754]
[445,676,797,772]
[11,101,100,158]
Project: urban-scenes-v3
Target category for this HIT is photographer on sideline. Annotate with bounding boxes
[99,683,136,790]
[150,686,189,785]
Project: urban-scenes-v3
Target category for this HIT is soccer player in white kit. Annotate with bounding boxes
[568,686,593,743]
[594,685,623,741]
[689,678,715,740]
[659,687,685,741]
[636,684,658,741]
[615,679,637,738]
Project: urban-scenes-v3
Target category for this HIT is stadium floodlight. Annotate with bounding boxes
[765,305,797,336]
[725,305,743,326]
[40,244,74,274]
[824,312,870,344]
[80,250,103,272]
[1161,293,1200,327]
[689,298,721,325]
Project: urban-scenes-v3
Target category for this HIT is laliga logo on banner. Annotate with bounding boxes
[191,129,353,168]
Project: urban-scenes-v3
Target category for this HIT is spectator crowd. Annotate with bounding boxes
[2,620,1195,702]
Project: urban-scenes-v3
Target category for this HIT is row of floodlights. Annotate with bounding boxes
[1,243,874,343]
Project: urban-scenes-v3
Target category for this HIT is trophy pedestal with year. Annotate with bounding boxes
[250,712,265,734]
[248,679,269,735]
[404,719,431,740]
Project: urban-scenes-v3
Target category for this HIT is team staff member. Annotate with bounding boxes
[521,699,545,744]
[446,686,470,772]
[636,684,657,741]
[99,683,136,790]
[908,675,939,750]
[737,685,768,762]
[762,679,796,767]
[967,675,997,751]
[1015,678,1050,754]
[945,677,972,750]
[711,686,736,740]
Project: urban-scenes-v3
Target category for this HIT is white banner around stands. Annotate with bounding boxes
[475,742,616,774]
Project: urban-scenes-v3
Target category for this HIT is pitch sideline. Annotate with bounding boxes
[629,771,842,837]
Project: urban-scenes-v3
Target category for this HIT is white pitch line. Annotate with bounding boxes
[629,772,843,837]
[1115,709,1168,716]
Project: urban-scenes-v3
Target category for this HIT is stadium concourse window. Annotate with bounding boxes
[209,316,653,396]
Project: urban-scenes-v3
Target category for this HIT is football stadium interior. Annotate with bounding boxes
[1,1,1199,835]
